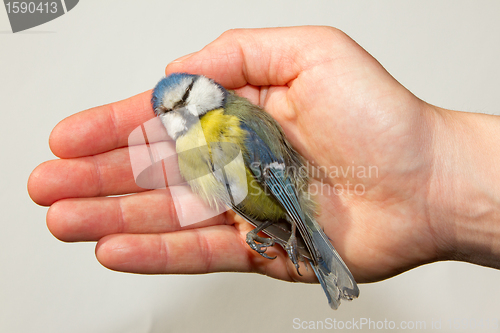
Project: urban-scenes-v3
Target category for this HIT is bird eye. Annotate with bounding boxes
[158,107,171,113]
[181,80,195,103]
[172,80,196,110]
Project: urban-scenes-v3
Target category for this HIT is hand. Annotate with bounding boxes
[27,26,500,284]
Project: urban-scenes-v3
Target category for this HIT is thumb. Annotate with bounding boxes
[165,26,347,89]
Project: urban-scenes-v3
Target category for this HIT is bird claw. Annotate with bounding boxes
[285,234,302,276]
[246,232,277,259]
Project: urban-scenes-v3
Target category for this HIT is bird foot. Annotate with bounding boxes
[246,232,276,260]
[285,234,302,276]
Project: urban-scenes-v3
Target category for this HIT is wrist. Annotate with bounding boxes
[427,104,500,267]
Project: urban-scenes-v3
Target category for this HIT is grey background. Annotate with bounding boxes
[1,1,500,332]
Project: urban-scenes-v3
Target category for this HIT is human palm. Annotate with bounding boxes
[28,26,441,285]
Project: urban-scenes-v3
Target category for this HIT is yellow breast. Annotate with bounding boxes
[176,109,286,221]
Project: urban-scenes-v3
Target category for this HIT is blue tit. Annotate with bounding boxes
[151,73,359,309]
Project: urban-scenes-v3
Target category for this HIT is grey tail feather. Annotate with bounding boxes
[309,259,341,309]
[306,218,359,309]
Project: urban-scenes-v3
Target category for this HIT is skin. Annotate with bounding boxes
[28,26,500,285]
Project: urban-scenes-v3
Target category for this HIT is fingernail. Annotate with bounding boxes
[171,52,195,64]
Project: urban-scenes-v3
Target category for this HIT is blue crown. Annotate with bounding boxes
[151,73,197,111]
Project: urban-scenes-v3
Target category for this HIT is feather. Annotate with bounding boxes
[153,74,359,309]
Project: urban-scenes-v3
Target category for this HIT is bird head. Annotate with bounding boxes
[152,73,227,139]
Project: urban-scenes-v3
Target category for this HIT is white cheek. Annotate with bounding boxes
[188,77,224,115]
[186,104,198,116]
[161,112,186,140]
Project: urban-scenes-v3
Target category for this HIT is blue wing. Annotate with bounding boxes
[241,123,319,258]
[241,123,359,309]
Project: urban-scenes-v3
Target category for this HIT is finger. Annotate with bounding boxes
[49,90,155,158]
[95,227,253,274]
[28,145,186,206]
[29,147,141,206]
[95,227,294,279]
[165,26,347,88]
[47,189,227,242]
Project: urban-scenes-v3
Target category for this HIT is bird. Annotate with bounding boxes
[151,73,359,309]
